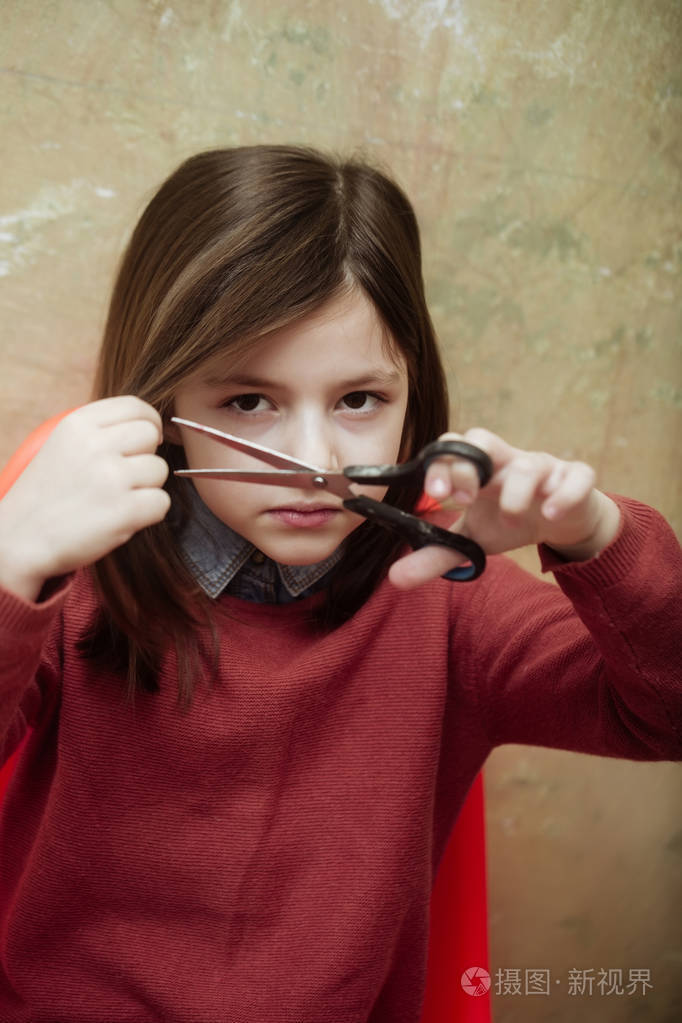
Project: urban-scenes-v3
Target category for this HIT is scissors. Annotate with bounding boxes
[170,417,493,581]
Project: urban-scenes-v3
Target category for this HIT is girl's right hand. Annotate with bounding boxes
[0,397,171,602]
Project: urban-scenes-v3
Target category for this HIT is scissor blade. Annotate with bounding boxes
[170,417,323,473]
[174,468,357,499]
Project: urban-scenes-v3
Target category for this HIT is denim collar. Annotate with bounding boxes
[179,485,344,600]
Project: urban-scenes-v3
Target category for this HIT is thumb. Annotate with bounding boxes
[388,543,470,590]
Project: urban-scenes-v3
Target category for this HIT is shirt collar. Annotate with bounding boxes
[178,485,343,600]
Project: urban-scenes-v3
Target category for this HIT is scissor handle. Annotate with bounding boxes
[343,496,486,582]
[344,439,493,490]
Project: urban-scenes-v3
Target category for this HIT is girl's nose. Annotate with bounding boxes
[283,413,339,471]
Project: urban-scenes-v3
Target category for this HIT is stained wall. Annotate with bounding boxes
[1,2,680,1020]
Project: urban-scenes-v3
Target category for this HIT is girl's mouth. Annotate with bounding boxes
[267,503,341,528]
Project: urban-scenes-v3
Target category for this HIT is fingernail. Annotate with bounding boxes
[453,489,473,504]
[429,477,449,498]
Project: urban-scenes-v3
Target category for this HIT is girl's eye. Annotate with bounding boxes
[223,393,272,414]
[339,391,385,413]
[222,391,386,414]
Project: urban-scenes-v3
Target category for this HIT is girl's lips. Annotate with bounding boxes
[267,506,341,528]
[270,502,338,512]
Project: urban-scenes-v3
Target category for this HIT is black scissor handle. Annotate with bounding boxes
[344,439,493,490]
[343,496,486,582]
[419,440,493,488]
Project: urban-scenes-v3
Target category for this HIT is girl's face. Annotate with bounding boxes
[169,289,410,566]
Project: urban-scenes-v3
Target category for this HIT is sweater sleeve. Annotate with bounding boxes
[0,578,70,765]
[455,496,682,761]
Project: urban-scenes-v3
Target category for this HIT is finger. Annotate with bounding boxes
[498,454,554,517]
[105,419,165,456]
[425,457,480,503]
[464,427,517,469]
[540,461,568,497]
[424,430,492,503]
[541,461,595,520]
[423,431,463,500]
[426,427,520,502]
[124,487,172,532]
[87,396,163,440]
[126,453,170,489]
[388,544,469,590]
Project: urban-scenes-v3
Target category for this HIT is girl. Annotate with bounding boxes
[0,145,680,1023]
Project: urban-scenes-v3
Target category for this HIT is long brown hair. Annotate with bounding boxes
[80,145,449,704]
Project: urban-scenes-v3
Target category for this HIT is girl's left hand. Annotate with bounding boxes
[388,428,622,590]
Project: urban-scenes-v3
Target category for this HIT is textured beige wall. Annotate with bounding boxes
[1,1,680,1019]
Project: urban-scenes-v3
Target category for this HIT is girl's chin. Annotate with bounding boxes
[246,533,349,566]
[259,545,342,566]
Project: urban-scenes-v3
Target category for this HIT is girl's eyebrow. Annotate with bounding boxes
[202,369,403,390]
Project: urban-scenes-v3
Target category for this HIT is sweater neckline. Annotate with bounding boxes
[214,588,328,625]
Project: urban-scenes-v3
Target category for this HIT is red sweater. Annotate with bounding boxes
[0,496,680,1022]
